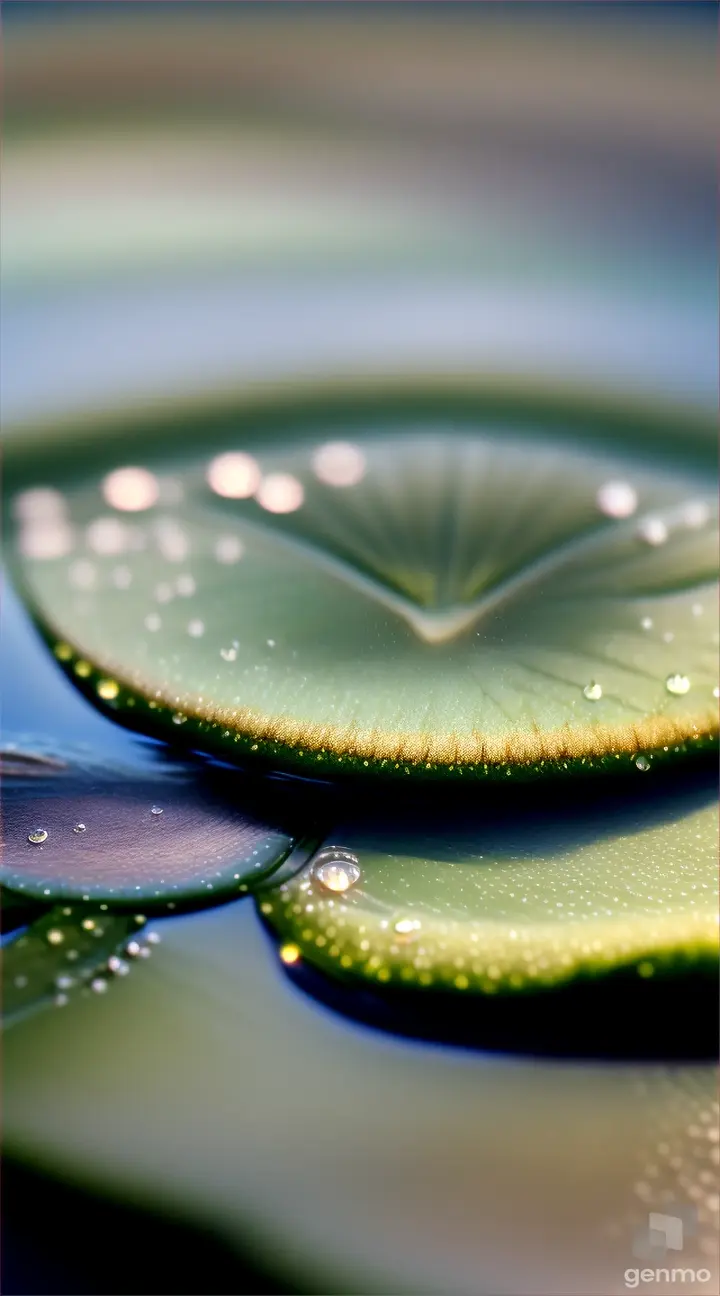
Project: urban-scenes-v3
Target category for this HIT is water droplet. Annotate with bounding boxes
[27,827,48,844]
[596,480,637,519]
[125,940,142,957]
[151,805,163,816]
[86,516,129,555]
[155,582,174,604]
[146,931,161,945]
[55,993,69,1008]
[74,660,92,678]
[666,674,690,696]
[582,681,603,701]
[640,617,653,630]
[691,603,703,617]
[280,943,301,965]
[256,473,304,515]
[393,917,422,938]
[713,687,719,700]
[97,679,119,701]
[172,712,187,725]
[91,977,108,994]
[220,647,237,662]
[266,639,276,648]
[46,928,65,945]
[206,452,261,499]
[176,573,196,597]
[108,956,130,976]
[635,756,651,772]
[187,619,205,638]
[81,918,96,931]
[55,974,74,990]
[214,535,244,564]
[69,558,97,590]
[636,517,668,546]
[14,975,28,989]
[312,848,361,893]
[682,500,709,529]
[73,823,87,833]
[102,466,159,512]
[144,613,162,632]
[312,441,366,488]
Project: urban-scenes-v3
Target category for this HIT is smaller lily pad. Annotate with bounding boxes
[258,785,719,1054]
[2,905,147,1027]
[0,740,317,909]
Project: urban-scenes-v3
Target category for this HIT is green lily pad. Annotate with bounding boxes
[0,739,315,909]
[2,904,148,1027]
[5,382,718,781]
[258,786,719,1027]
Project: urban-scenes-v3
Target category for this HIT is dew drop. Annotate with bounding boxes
[176,573,196,597]
[636,517,668,546]
[596,480,637,519]
[91,977,108,994]
[393,917,422,939]
[713,687,719,700]
[635,756,651,772]
[72,822,87,833]
[81,918,96,931]
[312,441,366,488]
[102,466,159,512]
[206,452,260,499]
[55,993,69,1008]
[97,679,119,701]
[582,681,603,701]
[187,619,205,638]
[27,827,48,844]
[640,617,653,630]
[46,928,65,944]
[312,848,361,893]
[150,805,163,816]
[280,943,301,965]
[220,647,237,662]
[144,613,162,632]
[125,940,142,957]
[214,535,244,564]
[666,674,690,696]
[55,974,74,990]
[256,473,304,514]
[172,712,187,725]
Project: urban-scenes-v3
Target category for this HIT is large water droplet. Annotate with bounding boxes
[312,847,361,893]
[635,756,651,772]
[150,805,163,816]
[596,480,637,519]
[72,822,87,834]
[27,827,48,844]
[666,674,691,696]
[172,712,187,725]
[582,681,603,701]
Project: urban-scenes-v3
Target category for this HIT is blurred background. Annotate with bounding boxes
[2,4,717,1294]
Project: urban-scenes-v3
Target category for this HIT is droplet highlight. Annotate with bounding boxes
[27,828,48,845]
[666,674,691,696]
[312,848,361,893]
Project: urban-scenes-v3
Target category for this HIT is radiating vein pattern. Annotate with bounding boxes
[6,400,719,779]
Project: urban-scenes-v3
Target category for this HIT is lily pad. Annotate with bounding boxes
[0,738,316,909]
[5,382,718,780]
[2,904,147,1027]
[258,780,719,1050]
